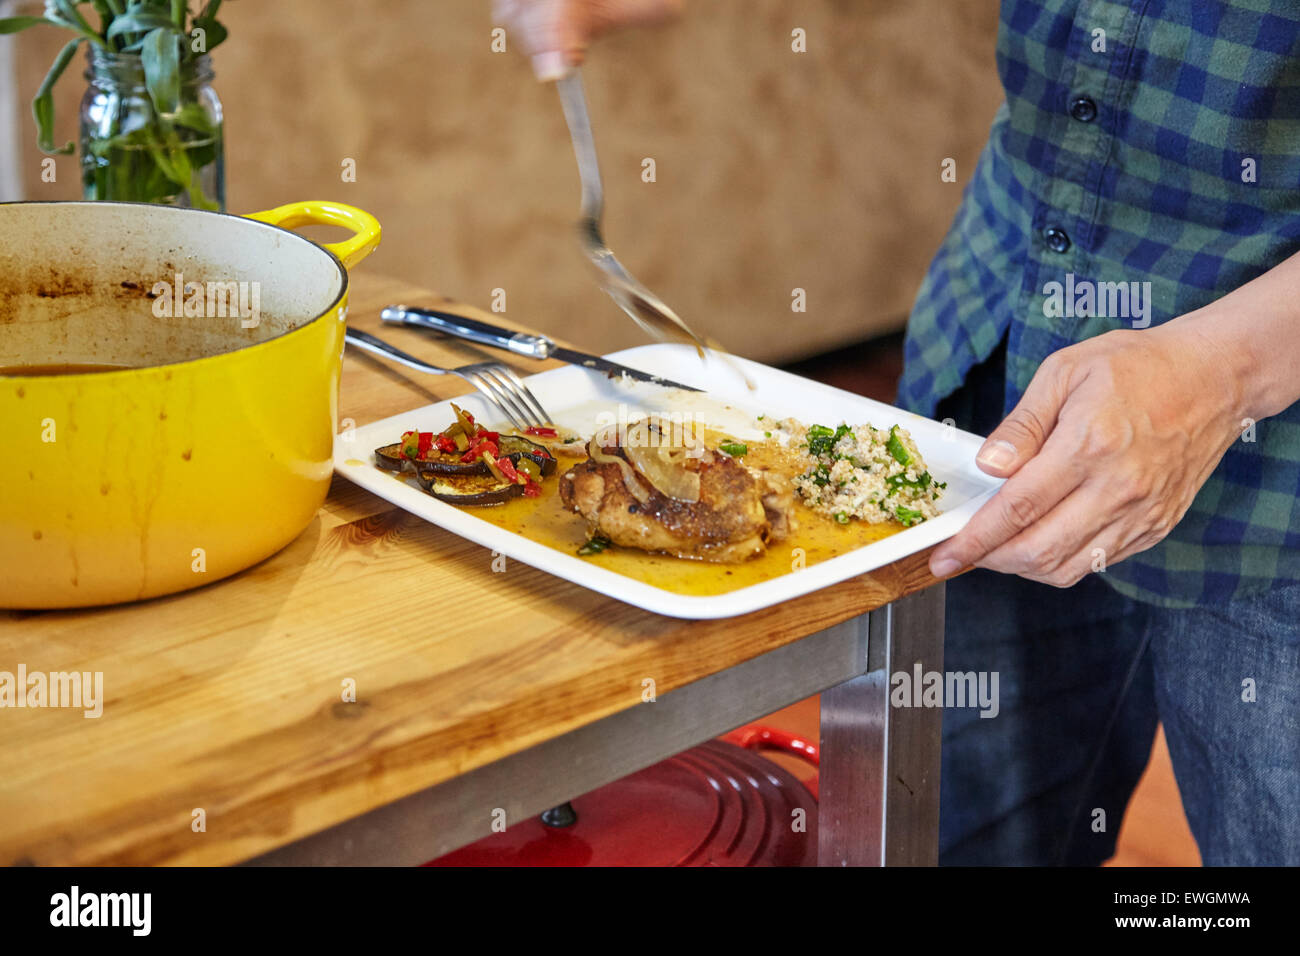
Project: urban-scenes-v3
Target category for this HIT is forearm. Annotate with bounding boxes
[1165,247,1300,422]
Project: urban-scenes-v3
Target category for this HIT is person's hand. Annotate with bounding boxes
[494,0,683,80]
[928,322,1247,586]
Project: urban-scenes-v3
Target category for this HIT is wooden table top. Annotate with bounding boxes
[0,272,939,866]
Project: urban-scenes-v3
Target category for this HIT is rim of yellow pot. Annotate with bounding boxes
[0,198,378,379]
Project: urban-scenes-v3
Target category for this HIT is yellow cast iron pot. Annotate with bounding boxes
[0,200,381,608]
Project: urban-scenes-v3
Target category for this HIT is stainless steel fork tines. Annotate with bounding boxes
[454,361,550,431]
[343,329,552,431]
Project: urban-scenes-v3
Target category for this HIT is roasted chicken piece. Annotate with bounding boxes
[560,442,795,562]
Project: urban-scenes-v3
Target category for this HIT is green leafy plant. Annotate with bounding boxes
[1,1,229,207]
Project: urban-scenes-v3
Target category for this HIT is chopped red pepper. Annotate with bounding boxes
[525,426,558,438]
[460,438,499,462]
[400,430,436,460]
[496,457,521,483]
[435,433,457,454]
[523,479,541,498]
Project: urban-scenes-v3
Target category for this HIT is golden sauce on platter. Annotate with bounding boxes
[438,437,905,597]
[472,480,900,596]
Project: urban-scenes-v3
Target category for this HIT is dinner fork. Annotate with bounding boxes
[555,69,710,354]
[343,328,553,431]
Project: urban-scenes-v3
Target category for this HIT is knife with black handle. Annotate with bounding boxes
[380,305,702,392]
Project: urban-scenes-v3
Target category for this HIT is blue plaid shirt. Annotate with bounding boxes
[898,0,1300,607]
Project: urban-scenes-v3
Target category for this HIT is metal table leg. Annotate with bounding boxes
[818,583,945,866]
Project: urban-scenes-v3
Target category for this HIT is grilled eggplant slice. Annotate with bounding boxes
[374,436,555,477]
[508,426,589,459]
[374,442,485,475]
[415,468,524,506]
[501,435,557,474]
[373,443,409,471]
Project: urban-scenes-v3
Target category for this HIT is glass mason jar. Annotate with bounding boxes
[79,48,225,211]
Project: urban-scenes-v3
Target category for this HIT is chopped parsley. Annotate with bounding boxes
[887,471,931,493]
[895,506,925,527]
[807,423,852,458]
[577,536,611,556]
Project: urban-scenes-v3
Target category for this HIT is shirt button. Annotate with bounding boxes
[1069,96,1098,122]
[1043,226,1071,253]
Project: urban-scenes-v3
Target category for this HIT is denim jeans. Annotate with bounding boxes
[932,339,1300,866]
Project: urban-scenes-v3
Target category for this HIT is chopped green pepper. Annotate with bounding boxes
[400,430,420,460]
[719,441,748,456]
[451,402,476,437]
[886,425,912,466]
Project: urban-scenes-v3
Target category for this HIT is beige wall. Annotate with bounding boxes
[9,1,1003,363]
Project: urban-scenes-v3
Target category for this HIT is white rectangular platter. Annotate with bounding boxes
[334,344,1003,619]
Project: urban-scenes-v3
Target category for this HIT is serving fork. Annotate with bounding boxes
[343,328,552,431]
[555,69,710,354]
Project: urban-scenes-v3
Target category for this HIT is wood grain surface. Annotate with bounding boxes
[0,272,939,866]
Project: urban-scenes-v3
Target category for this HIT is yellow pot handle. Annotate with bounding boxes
[244,200,382,269]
